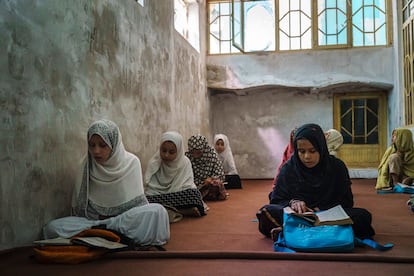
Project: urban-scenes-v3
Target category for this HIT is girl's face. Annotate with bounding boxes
[160,141,177,163]
[215,139,225,153]
[296,139,320,168]
[88,134,112,164]
[191,149,203,159]
[391,130,397,144]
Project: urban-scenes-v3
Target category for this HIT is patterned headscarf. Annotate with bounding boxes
[72,119,147,219]
[325,129,344,156]
[144,131,196,195]
[185,134,224,187]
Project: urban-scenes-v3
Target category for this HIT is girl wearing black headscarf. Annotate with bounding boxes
[258,123,375,240]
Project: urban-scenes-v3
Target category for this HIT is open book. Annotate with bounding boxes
[284,204,354,226]
[33,236,128,250]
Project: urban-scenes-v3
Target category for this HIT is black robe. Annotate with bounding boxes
[261,123,375,239]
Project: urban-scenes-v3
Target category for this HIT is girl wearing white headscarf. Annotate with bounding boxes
[43,119,170,246]
[144,131,205,217]
[214,134,242,189]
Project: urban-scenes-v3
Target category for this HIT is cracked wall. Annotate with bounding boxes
[208,47,397,179]
[0,0,208,249]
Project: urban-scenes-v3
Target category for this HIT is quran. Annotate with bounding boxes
[284,204,354,226]
[33,236,128,250]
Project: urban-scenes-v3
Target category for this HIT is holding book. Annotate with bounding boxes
[257,123,375,240]
[283,204,353,226]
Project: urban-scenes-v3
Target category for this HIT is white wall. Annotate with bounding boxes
[208,47,396,179]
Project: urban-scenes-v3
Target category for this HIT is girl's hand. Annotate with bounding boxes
[290,200,313,214]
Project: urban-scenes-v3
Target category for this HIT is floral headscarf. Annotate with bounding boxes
[185,134,224,187]
[72,119,148,219]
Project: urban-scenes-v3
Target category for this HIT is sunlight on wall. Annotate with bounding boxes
[257,127,287,163]
[174,0,200,52]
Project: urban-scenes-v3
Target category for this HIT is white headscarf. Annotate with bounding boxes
[72,119,146,218]
[325,129,344,156]
[144,131,196,195]
[214,133,238,175]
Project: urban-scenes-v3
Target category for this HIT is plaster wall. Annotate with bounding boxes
[0,0,208,250]
[208,47,396,179]
[211,89,333,179]
[389,0,405,131]
[207,47,394,89]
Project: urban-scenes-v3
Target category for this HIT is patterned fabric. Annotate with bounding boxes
[185,134,225,187]
[325,129,343,156]
[146,188,205,216]
[72,119,148,219]
[87,120,119,151]
[408,196,414,213]
[88,195,148,218]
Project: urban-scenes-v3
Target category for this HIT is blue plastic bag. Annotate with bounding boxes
[273,211,354,253]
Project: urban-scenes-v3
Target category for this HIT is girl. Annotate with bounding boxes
[214,133,242,189]
[185,134,228,201]
[376,128,414,190]
[43,119,170,246]
[258,123,375,240]
[325,128,344,156]
[144,131,205,219]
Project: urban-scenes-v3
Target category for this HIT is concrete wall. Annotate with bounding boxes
[208,47,396,179]
[0,0,208,250]
[210,88,333,178]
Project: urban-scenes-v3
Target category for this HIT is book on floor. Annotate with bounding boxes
[33,236,128,250]
[284,204,354,226]
[71,237,128,249]
[33,237,72,246]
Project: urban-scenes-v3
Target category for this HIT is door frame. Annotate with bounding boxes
[333,91,388,168]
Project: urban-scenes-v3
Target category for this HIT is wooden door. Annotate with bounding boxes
[333,92,387,168]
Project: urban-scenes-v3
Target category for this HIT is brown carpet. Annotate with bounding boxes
[1,179,414,275]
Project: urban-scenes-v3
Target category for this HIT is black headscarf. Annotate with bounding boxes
[270,123,353,210]
[292,123,330,177]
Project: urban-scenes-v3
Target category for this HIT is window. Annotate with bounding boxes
[350,0,388,47]
[279,0,312,50]
[209,1,240,54]
[340,98,379,144]
[232,0,275,52]
[174,0,200,52]
[403,0,414,125]
[207,0,390,54]
[317,0,348,47]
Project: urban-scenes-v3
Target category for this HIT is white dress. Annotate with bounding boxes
[42,120,170,246]
[43,203,169,246]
